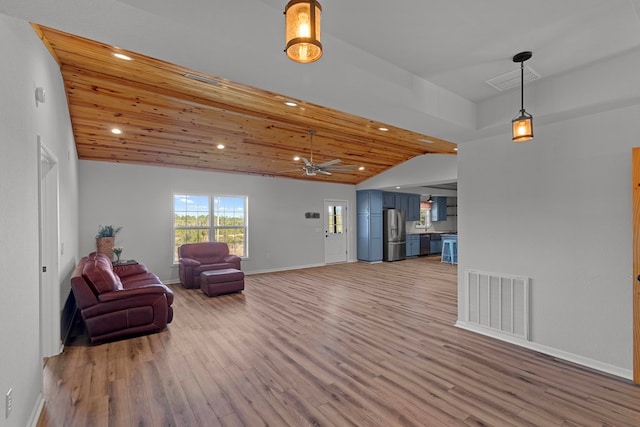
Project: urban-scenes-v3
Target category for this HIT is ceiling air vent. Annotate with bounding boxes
[486,65,541,92]
[184,73,220,85]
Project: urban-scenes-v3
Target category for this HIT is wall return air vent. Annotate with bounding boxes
[486,65,541,92]
[463,270,530,340]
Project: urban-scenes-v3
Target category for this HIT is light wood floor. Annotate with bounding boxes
[38,256,640,426]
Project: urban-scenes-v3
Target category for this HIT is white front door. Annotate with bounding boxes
[324,200,348,264]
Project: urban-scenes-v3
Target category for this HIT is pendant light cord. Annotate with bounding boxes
[520,60,525,114]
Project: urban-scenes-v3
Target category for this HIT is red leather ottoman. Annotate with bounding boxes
[200,269,244,297]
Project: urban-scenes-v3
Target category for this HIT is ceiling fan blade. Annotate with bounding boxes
[317,169,332,176]
[323,164,359,171]
[316,159,341,168]
[300,157,312,166]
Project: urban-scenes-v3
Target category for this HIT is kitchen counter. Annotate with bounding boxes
[407,231,457,235]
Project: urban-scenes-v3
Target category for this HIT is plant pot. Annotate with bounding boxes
[96,236,115,260]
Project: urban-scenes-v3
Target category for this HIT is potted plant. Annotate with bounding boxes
[96,225,122,260]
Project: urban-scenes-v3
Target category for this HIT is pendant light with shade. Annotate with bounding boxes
[284,0,323,63]
[512,51,534,142]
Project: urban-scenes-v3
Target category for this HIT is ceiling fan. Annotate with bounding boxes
[295,130,360,176]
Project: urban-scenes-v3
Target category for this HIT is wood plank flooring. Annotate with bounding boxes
[38,256,640,426]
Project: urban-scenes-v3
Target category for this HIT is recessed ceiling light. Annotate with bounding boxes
[454,147,458,151]
[378,127,389,132]
[111,128,122,135]
[419,138,434,143]
[216,144,225,149]
[396,186,401,189]
[285,101,298,107]
[112,53,132,61]
[358,166,365,171]
[293,156,300,161]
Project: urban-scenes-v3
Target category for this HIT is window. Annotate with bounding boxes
[173,194,248,262]
[416,201,431,229]
[327,204,344,234]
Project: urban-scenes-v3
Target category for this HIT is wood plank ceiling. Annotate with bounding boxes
[32,24,457,185]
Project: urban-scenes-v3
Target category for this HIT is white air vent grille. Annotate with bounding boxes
[486,66,541,92]
[465,270,530,340]
[184,73,220,85]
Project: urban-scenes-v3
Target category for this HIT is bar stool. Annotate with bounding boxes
[441,239,457,264]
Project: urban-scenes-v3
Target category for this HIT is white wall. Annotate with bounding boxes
[0,13,80,427]
[79,161,357,281]
[458,104,638,377]
[357,154,458,190]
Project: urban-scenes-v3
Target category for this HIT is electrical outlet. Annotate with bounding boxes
[5,388,12,418]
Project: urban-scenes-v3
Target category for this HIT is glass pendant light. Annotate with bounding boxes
[284,0,323,63]
[512,51,533,142]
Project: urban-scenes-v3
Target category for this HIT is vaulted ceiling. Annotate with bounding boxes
[5,1,640,186]
[33,24,456,185]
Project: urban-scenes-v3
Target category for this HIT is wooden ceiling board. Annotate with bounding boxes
[33,24,457,185]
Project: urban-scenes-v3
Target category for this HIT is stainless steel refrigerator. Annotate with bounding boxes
[383,209,406,261]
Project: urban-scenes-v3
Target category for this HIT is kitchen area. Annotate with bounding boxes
[407,193,457,259]
[356,187,457,263]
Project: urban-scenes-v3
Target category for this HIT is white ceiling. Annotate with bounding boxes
[111,0,640,102]
[3,0,640,142]
[321,0,640,102]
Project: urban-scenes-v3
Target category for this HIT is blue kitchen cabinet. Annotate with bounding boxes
[358,189,382,214]
[382,192,396,209]
[381,192,420,221]
[407,194,420,221]
[431,196,447,222]
[406,234,420,257]
[395,194,409,216]
[357,190,383,262]
[430,237,442,254]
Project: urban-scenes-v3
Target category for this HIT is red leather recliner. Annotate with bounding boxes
[178,242,241,289]
[70,252,174,344]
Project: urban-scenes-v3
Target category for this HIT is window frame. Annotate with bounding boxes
[416,200,431,229]
[173,193,248,263]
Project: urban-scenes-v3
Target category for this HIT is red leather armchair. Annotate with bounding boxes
[70,252,174,344]
[178,242,241,289]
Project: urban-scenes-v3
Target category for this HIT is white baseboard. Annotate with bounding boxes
[28,393,44,427]
[164,261,358,284]
[245,260,360,275]
[455,321,633,381]
[244,262,328,275]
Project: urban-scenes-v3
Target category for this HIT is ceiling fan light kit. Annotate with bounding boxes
[512,51,534,142]
[284,0,323,63]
